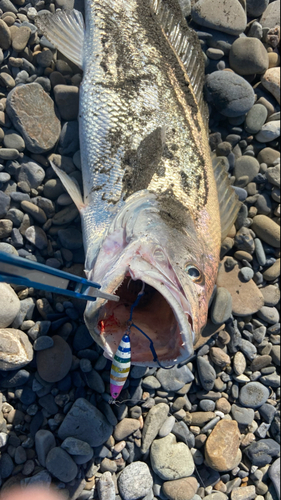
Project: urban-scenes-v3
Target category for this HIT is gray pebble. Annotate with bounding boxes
[239,267,254,282]
[239,381,270,409]
[257,306,279,325]
[46,447,78,482]
[205,71,255,117]
[24,225,48,250]
[197,356,216,391]
[245,104,268,135]
[118,461,153,500]
[33,336,54,351]
[156,364,193,391]
[231,404,254,425]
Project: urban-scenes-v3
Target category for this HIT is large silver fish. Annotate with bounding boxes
[37,0,239,367]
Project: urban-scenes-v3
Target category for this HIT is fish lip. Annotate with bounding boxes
[85,257,195,367]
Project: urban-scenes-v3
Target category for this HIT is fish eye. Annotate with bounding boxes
[185,264,203,283]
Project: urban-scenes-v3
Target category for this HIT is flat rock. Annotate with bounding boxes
[205,420,241,472]
[239,381,270,409]
[141,402,169,453]
[229,38,268,75]
[46,447,78,483]
[255,121,280,142]
[234,156,260,185]
[0,283,20,328]
[118,462,153,500]
[205,71,255,118]
[58,398,113,447]
[231,404,255,426]
[162,477,198,500]
[156,364,194,391]
[251,215,280,248]
[6,83,61,153]
[36,335,72,382]
[263,259,280,281]
[231,486,256,500]
[150,433,194,480]
[0,328,33,370]
[191,0,247,36]
[216,257,264,317]
[244,439,279,467]
[260,0,280,29]
[261,67,280,104]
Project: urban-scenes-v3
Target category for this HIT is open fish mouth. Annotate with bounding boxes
[85,258,195,367]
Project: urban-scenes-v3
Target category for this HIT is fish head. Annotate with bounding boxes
[84,193,219,367]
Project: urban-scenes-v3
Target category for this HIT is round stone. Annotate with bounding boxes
[118,462,153,500]
[239,382,270,409]
[260,1,280,29]
[204,420,241,472]
[251,215,280,248]
[257,306,279,325]
[0,283,20,328]
[191,0,247,36]
[54,84,79,121]
[205,71,255,117]
[197,356,216,391]
[156,364,194,392]
[150,433,195,480]
[33,336,54,351]
[239,267,254,282]
[234,156,260,185]
[46,447,78,483]
[162,477,199,500]
[58,398,113,447]
[263,259,280,281]
[245,104,268,135]
[255,121,280,142]
[233,351,247,376]
[113,418,140,441]
[0,328,33,371]
[257,147,280,166]
[36,335,72,382]
[229,38,269,75]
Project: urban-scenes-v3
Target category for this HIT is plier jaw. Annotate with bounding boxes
[0,251,119,303]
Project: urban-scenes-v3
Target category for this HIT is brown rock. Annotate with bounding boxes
[261,67,280,104]
[257,147,280,166]
[250,355,272,372]
[263,259,280,281]
[6,83,61,154]
[189,412,216,427]
[162,477,198,500]
[11,25,31,52]
[113,418,140,441]
[216,398,231,414]
[205,419,241,472]
[216,257,264,317]
[0,328,33,370]
[233,351,247,376]
[231,486,256,500]
[36,335,72,382]
[209,347,230,367]
[251,215,280,248]
[0,19,11,49]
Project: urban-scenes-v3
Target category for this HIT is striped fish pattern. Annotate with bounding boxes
[110,334,131,399]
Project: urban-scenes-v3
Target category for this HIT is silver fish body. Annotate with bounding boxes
[36,0,239,366]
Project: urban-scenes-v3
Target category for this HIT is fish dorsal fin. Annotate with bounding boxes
[212,155,241,241]
[50,161,85,211]
[150,0,208,126]
[35,9,84,69]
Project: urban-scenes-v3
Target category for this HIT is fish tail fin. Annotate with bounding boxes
[50,161,85,212]
[212,155,241,241]
[35,9,84,69]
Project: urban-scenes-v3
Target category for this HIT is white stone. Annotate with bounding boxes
[0,283,20,328]
[255,121,280,142]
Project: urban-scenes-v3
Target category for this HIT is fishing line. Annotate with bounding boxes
[128,281,174,370]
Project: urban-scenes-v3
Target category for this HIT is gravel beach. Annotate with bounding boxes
[0,0,280,500]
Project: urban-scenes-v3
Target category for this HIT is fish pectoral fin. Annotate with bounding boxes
[35,9,84,69]
[212,155,241,241]
[50,161,85,211]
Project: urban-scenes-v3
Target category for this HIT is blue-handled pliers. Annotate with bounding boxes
[0,251,119,303]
